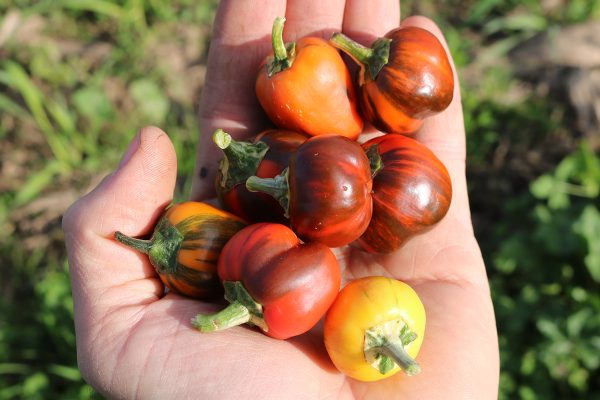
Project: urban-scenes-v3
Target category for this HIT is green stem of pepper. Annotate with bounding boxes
[271,16,288,61]
[213,129,269,192]
[364,144,384,178]
[364,319,421,376]
[267,17,296,77]
[114,217,183,275]
[191,281,268,333]
[329,33,391,82]
[191,301,251,332]
[375,337,421,376]
[245,169,290,217]
[114,231,152,254]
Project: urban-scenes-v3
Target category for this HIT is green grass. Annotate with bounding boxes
[1,0,599,398]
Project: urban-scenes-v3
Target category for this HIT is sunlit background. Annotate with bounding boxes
[1,1,599,398]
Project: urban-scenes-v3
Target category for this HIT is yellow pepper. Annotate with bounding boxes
[323,276,426,382]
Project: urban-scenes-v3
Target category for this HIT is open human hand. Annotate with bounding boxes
[63,1,499,398]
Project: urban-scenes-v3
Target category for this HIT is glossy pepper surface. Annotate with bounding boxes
[330,26,454,134]
[192,223,341,339]
[324,276,426,382]
[356,134,452,253]
[114,202,246,299]
[256,17,363,139]
[214,128,308,224]
[246,135,373,248]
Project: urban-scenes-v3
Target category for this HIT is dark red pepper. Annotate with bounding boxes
[355,134,452,253]
[213,128,308,224]
[330,26,454,134]
[246,135,373,248]
[191,223,341,339]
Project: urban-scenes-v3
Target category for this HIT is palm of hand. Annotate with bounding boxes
[67,205,495,399]
[65,130,496,398]
[64,1,499,398]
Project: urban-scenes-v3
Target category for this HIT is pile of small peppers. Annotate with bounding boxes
[115,17,453,382]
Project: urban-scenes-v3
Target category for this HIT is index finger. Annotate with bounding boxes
[191,1,286,200]
[342,0,400,43]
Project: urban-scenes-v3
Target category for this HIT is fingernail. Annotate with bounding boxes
[118,133,140,169]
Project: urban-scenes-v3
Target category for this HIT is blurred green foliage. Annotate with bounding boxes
[488,143,600,398]
[0,1,219,397]
[1,0,599,398]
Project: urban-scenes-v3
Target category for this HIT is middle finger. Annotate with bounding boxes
[283,0,346,40]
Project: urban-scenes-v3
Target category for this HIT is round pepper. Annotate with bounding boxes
[330,26,454,134]
[245,135,373,248]
[114,202,246,299]
[324,276,426,382]
[355,134,452,253]
[256,17,363,139]
[192,223,341,339]
[213,128,308,224]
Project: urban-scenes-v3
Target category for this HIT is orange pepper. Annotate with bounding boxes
[256,17,363,140]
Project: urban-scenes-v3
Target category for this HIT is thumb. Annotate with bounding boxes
[63,126,177,321]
